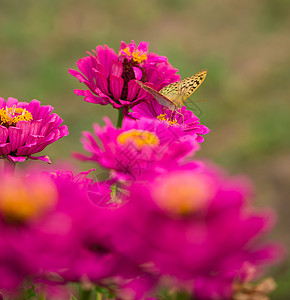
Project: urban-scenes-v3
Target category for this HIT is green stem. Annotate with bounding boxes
[3,159,16,175]
[79,289,92,300]
[96,292,102,300]
[117,107,124,128]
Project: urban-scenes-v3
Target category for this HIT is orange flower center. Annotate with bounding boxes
[117,129,159,150]
[152,172,213,216]
[0,176,57,222]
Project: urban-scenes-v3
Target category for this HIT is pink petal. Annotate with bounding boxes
[127,80,140,101]
[95,71,109,95]
[109,75,124,100]
[8,126,22,152]
[0,125,8,143]
[16,121,31,146]
[28,155,51,164]
[6,97,19,107]
[132,67,143,81]
[111,60,123,77]
[0,143,11,155]
[7,155,27,162]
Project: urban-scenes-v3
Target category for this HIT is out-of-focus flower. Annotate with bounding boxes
[69,40,180,110]
[131,100,210,142]
[0,168,156,298]
[74,117,199,181]
[0,97,69,163]
[107,163,282,299]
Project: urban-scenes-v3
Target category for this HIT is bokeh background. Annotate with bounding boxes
[0,0,289,298]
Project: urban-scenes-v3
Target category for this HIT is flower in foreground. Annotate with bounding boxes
[69,40,180,111]
[107,163,282,299]
[0,168,156,298]
[0,97,68,163]
[131,99,210,142]
[74,117,199,181]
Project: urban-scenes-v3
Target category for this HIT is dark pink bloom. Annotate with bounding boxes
[131,100,210,142]
[69,41,180,110]
[74,117,199,181]
[0,97,68,163]
[107,163,282,299]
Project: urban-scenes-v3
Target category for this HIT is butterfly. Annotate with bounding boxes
[137,69,207,111]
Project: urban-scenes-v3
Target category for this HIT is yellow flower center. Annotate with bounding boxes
[117,129,159,150]
[152,172,213,216]
[119,47,148,64]
[157,114,178,126]
[0,105,33,127]
[0,176,58,222]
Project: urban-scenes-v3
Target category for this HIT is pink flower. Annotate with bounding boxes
[107,163,282,299]
[0,97,69,163]
[69,41,180,111]
[0,167,155,296]
[131,100,210,142]
[74,117,199,181]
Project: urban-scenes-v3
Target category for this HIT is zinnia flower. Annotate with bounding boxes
[106,163,282,299]
[74,117,199,181]
[69,40,180,111]
[0,97,69,163]
[131,99,210,142]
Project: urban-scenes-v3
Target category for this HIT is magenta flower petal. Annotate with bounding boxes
[28,155,51,163]
[7,155,26,162]
[132,67,142,80]
[111,60,123,77]
[0,126,8,143]
[0,143,11,156]
[109,75,124,100]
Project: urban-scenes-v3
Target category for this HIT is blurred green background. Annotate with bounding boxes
[0,0,289,298]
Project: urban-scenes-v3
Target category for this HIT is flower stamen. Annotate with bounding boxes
[0,105,33,127]
[119,47,148,64]
[157,114,178,126]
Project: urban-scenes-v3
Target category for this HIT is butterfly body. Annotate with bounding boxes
[137,70,207,111]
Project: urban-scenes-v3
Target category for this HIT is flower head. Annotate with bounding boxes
[131,100,210,142]
[74,117,199,181]
[107,163,282,299]
[69,41,180,110]
[0,97,69,163]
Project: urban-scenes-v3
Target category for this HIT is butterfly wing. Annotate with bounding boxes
[136,81,176,110]
[178,69,207,102]
[159,69,207,108]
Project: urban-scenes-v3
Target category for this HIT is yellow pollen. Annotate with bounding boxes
[117,129,159,150]
[0,105,33,127]
[152,172,213,216]
[119,47,148,64]
[157,114,178,126]
[0,176,58,222]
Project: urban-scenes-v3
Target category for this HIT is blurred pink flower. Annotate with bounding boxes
[74,117,199,181]
[0,168,155,297]
[131,100,210,142]
[0,97,68,163]
[107,163,282,299]
[69,40,180,111]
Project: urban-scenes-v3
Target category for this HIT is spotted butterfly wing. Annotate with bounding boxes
[160,69,207,109]
[136,81,176,110]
